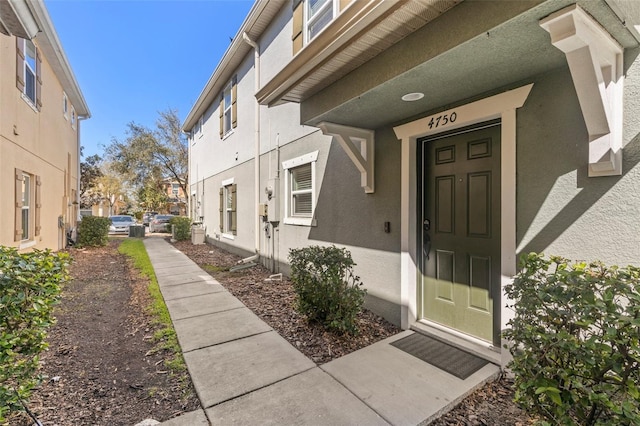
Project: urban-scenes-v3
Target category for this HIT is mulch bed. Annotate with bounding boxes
[8,236,535,425]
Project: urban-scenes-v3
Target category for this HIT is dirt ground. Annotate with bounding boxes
[8,236,534,425]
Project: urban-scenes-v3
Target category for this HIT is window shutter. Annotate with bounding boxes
[219,95,224,138]
[35,175,42,236]
[292,0,304,55]
[15,169,23,241]
[231,76,237,129]
[230,184,237,235]
[16,38,25,92]
[219,187,224,231]
[35,47,42,110]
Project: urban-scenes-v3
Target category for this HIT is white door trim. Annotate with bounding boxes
[393,84,533,343]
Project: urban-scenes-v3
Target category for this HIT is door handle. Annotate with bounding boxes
[423,233,431,260]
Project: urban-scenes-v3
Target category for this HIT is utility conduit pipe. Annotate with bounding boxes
[242,32,261,264]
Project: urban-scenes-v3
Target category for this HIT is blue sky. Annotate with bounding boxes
[45,0,254,158]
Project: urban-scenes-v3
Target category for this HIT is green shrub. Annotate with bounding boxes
[170,216,192,241]
[503,253,640,426]
[0,247,70,422]
[77,216,110,247]
[288,245,366,335]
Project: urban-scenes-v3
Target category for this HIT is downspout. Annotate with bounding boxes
[239,32,260,265]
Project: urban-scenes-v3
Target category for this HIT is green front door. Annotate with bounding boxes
[420,123,501,343]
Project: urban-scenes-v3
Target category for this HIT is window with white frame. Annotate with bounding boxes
[24,40,37,104]
[171,183,179,197]
[14,169,41,243]
[306,0,336,42]
[219,76,237,138]
[219,179,236,236]
[223,83,232,133]
[283,151,318,226]
[21,173,31,240]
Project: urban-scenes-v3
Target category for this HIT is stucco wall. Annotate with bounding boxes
[0,35,80,250]
[516,61,640,266]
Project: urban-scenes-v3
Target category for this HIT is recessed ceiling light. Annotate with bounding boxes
[402,92,424,102]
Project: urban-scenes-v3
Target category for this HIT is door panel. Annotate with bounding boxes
[421,124,501,343]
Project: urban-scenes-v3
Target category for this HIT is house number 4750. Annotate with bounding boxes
[428,111,457,129]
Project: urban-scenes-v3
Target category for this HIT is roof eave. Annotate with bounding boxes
[182,0,284,132]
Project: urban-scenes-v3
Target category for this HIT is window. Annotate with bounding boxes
[21,174,30,240]
[219,180,236,236]
[63,93,69,118]
[14,169,41,242]
[16,38,41,109]
[283,151,318,226]
[219,76,237,138]
[71,107,76,129]
[306,0,335,42]
[292,0,337,54]
[172,184,180,197]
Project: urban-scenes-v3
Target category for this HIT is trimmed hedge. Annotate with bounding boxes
[504,253,640,425]
[0,247,70,422]
[170,216,191,241]
[77,216,110,247]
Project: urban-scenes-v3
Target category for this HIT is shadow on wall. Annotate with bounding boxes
[516,61,640,262]
[307,127,401,253]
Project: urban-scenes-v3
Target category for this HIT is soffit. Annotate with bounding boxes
[257,0,461,107]
[300,0,640,130]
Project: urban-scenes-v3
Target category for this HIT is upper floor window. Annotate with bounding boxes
[306,0,335,42]
[16,38,41,109]
[63,92,69,118]
[219,76,237,138]
[171,184,180,197]
[71,107,77,129]
[292,0,338,54]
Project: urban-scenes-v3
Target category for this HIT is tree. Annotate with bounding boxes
[79,151,103,208]
[94,172,126,216]
[105,109,188,204]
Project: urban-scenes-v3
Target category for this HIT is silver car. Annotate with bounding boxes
[109,215,136,234]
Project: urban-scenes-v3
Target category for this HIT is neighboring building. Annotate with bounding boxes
[1,0,90,250]
[161,178,187,215]
[184,0,640,367]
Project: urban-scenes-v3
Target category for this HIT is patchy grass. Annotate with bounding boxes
[118,239,186,374]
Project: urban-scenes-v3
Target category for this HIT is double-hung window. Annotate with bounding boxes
[283,151,318,226]
[16,38,41,109]
[171,184,180,197]
[219,179,237,236]
[14,169,41,244]
[292,0,337,53]
[219,77,237,138]
[306,0,335,42]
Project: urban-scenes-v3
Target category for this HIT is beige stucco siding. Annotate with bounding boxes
[1,34,80,250]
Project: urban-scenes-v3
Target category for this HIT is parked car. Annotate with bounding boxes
[142,211,158,226]
[109,215,136,234]
[149,214,174,233]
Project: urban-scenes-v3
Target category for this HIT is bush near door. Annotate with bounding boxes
[504,253,640,425]
[288,245,366,335]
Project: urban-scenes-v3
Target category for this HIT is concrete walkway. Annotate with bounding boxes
[143,238,500,426]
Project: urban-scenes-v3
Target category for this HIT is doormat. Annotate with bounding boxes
[390,333,489,380]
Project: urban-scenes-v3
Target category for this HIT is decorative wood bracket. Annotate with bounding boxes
[318,122,375,193]
[541,4,624,177]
